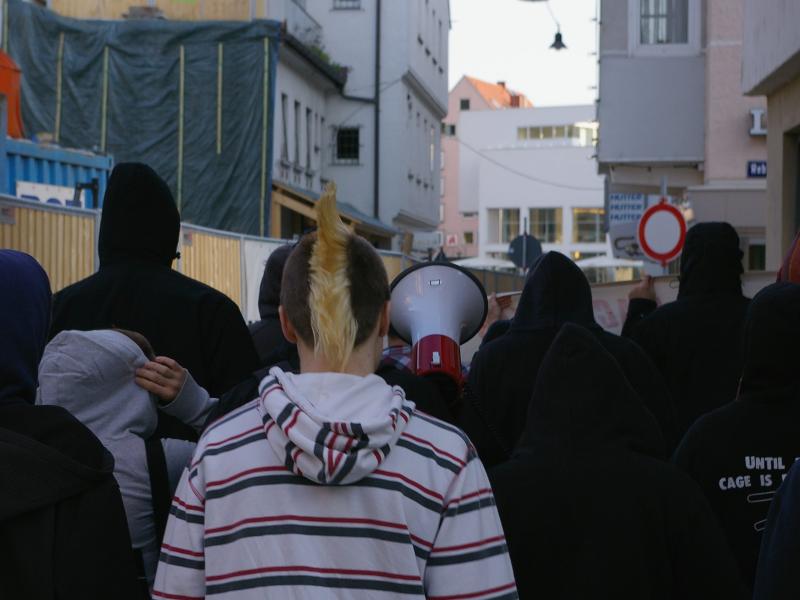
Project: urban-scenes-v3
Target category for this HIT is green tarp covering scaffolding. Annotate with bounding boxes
[6,0,280,235]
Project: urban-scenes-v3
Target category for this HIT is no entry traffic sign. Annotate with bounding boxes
[637,199,687,266]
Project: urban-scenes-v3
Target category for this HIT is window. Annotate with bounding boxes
[439,203,444,223]
[573,208,605,243]
[529,208,563,243]
[640,0,688,45]
[517,127,528,141]
[488,208,520,244]
[460,98,470,111]
[441,123,456,136]
[333,0,361,9]
[293,101,301,165]
[463,231,474,245]
[430,125,435,173]
[438,20,443,62]
[305,108,312,168]
[553,126,566,138]
[748,244,766,271]
[440,176,445,197]
[334,127,359,164]
[280,94,288,162]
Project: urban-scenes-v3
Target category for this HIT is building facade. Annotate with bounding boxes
[303,0,450,252]
[458,105,607,263]
[743,0,800,268]
[440,76,532,259]
[598,0,768,269]
[42,0,449,248]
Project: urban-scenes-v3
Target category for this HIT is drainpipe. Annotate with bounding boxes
[373,0,381,220]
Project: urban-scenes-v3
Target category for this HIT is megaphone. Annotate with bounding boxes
[390,262,488,385]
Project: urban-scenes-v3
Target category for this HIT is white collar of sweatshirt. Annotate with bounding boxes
[258,367,415,486]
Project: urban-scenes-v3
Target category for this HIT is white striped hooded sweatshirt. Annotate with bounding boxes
[153,367,518,600]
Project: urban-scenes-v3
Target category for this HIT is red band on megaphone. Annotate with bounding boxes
[411,335,463,386]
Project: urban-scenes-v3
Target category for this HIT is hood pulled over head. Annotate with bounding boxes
[38,330,158,441]
[98,163,180,267]
[679,222,743,298]
[511,252,597,332]
[0,251,51,407]
[740,282,800,400]
[517,323,663,457]
[258,367,415,485]
[258,244,294,319]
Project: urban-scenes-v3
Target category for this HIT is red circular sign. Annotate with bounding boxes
[637,200,687,265]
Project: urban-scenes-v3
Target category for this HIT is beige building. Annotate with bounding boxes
[598,0,768,269]
[743,0,800,268]
[439,76,531,259]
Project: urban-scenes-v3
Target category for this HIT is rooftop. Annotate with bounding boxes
[464,76,533,109]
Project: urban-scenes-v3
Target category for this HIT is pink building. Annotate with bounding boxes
[440,76,532,258]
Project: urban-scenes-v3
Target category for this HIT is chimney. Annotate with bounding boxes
[510,94,520,108]
[497,81,506,89]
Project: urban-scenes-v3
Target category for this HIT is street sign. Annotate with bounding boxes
[508,233,543,270]
[747,161,767,178]
[608,193,647,228]
[637,199,687,266]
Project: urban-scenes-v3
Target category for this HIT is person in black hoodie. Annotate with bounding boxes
[624,222,750,439]
[753,460,800,600]
[248,243,299,369]
[460,251,677,467]
[50,163,259,436]
[0,250,140,599]
[489,323,747,600]
[673,282,800,592]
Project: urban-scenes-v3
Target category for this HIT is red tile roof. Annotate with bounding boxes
[465,76,533,109]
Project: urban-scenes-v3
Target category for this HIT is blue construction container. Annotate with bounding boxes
[0,136,113,209]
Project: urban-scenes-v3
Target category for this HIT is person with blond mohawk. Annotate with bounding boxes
[153,184,517,599]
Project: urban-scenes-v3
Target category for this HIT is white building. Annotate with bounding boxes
[305,0,450,249]
[265,0,397,246]
[458,105,608,265]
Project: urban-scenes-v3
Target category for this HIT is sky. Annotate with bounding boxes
[448,0,599,107]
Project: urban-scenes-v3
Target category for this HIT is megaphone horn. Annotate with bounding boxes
[390,263,488,385]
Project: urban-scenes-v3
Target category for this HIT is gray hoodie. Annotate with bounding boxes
[37,330,216,585]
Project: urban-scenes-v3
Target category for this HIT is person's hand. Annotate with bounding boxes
[497,295,514,320]
[135,356,187,405]
[481,293,501,336]
[629,275,657,302]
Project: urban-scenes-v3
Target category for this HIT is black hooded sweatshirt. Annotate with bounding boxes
[488,324,747,600]
[248,244,299,369]
[460,252,677,467]
[673,282,800,592]
[0,250,140,599]
[51,163,259,411]
[625,222,750,439]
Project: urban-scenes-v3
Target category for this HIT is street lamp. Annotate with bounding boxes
[519,0,567,51]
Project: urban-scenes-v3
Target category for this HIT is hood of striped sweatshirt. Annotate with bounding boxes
[257,367,414,485]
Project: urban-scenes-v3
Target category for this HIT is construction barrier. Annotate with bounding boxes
[0,195,97,291]
[3,196,776,336]
[0,197,419,322]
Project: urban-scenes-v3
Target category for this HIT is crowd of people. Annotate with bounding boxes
[1,161,799,599]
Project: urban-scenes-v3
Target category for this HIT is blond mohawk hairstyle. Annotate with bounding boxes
[308,182,359,371]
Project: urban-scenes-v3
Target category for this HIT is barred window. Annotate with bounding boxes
[334,127,360,164]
